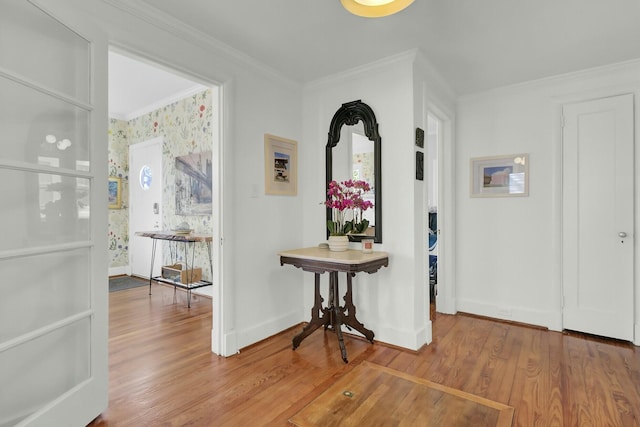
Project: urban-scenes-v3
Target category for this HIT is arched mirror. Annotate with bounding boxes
[326,100,382,243]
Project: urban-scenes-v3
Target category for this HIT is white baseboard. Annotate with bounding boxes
[108,266,129,277]
[457,298,559,330]
[424,319,433,345]
[211,328,240,357]
[367,321,431,351]
[224,331,238,357]
[235,310,302,351]
[231,312,432,353]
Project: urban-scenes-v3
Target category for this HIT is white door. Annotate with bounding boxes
[0,1,108,425]
[562,94,634,341]
[129,138,163,278]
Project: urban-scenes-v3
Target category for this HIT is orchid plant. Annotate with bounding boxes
[325,179,374,236]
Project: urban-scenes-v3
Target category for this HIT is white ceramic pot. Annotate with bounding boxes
[328,235,349,252]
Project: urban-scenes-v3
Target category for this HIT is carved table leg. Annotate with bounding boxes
[330,272,349,363]
[341,272,375,343]
[292,273,328,349]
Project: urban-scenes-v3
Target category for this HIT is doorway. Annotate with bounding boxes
[426,114,440,317]
[561,94,635,341]
[129,137,163,279]
[108,49,224,353]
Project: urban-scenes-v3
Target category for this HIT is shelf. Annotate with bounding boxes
[152,276,212,291]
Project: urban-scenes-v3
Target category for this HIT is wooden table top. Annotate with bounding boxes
[278,247,388,265]
[135,230,213,242]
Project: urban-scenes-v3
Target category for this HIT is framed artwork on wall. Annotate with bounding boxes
[108,176,122,209]
[175,150,213,215]
[415,127,424,148]
[416,151,424,181]
[470,154,529,197]
[264,133,298,196]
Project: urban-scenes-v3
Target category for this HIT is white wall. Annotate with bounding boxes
[67,0,305,354]
[301,51,454,350]
[456,60,640,341]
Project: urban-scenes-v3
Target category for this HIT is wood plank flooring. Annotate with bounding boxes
[89,284,640,426]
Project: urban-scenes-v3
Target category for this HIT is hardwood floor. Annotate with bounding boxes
[89,284,640,426]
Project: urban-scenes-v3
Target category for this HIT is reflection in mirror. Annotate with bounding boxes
[326,100,382,243]
[351,130,375,228]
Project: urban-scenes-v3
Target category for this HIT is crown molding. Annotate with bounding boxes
[413,49,457,102]
[304,50,419,92]
[101,0,300,89]
[462,57,640,98]
[110,84,208,121]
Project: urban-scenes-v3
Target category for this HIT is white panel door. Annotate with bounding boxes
[562,94,634,341]
[129,138,163,278]
[0,1,108,426]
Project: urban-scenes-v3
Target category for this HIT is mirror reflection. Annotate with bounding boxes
[351,130,375,228]
[326,100,382,243]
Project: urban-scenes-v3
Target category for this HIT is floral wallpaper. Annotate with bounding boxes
[353,152,374,189]
[108,89,214,281]
[108,119,129,268]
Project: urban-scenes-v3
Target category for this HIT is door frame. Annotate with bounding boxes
[425,105,456,316]
[553,88,639,346]
[561,94,634,340]
[128,136,163,278]
[109,45,228,355]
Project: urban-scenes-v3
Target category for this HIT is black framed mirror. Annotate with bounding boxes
[326,100,382,243]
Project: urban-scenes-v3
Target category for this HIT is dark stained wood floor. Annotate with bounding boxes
[89,283,640,426]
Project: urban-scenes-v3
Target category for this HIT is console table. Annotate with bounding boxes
[136,231,213,308]
[279,247,389,363]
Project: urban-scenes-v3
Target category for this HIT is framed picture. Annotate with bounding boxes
[264,134,298,196]
[470,154,529,197]
[415,127,424,148]
[108,176,122,209]
[175,150,213,215]
[416,151,424,181]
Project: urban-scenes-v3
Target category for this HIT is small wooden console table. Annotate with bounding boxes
[136,231,213,308]
[279,247,389,363]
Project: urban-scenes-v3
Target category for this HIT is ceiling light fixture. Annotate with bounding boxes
[341,0,414,18]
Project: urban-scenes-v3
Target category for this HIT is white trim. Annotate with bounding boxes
[305,50,417,92]
[457,298,559,330]
[235,310,300,351]
[111,84,208,121]
[0,310,93,354]
[108,266,128,277]
[428,106,457,316]
[464,57,640,98]
[213,84,226,356]
[103,0,298,89]
[0,159,93,178]
[128,136,163,279]
[0,66,93,111]
[129,135,163,149]
[368,322,431,351]
[553,87,639,344]
[0,242,93,261]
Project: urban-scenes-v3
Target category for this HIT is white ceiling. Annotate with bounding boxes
[109,0,640,115]
[128,0,640,96]
[108,51,206,120]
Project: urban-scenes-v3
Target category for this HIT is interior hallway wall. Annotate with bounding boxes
[456,59,640,343]
[301,51,455,350]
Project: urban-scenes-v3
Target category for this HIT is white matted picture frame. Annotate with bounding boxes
[470,154,529,197]
[264,133,298,196]
[108,176,122,209]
